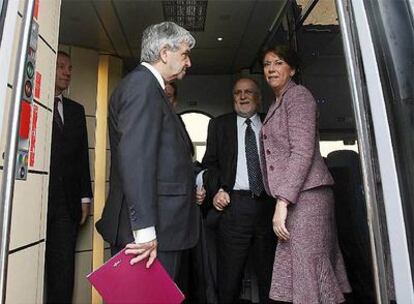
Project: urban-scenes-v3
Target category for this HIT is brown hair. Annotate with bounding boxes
[262,45,301,71]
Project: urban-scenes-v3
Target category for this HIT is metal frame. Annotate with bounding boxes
[335,0,388,302]
[0,0,18,149]
[337,0,414,302]
[295,0,320,29]
[0,0,35,302]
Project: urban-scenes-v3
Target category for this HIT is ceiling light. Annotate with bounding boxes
[217,37,223,41]
[162,0,208,32]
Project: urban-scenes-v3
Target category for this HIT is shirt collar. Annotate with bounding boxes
[55,94,63,102]
[141,62,165,89]
[237,113,260,128]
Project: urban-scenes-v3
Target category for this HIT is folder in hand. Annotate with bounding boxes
[87,249,185,303]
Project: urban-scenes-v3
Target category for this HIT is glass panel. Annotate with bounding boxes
[180,112,211,143]
[194,144,206,163]
[0,0,7,46]
[319,140,358,157]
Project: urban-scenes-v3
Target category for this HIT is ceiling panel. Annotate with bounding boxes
[59,0,287,74]
[60,1,115,54]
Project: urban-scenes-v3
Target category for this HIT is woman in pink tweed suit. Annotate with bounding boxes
[261,46,351,303]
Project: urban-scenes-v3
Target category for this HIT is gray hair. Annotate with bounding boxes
[140,22,196,63]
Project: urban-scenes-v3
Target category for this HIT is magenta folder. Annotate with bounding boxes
[87,249,185,303]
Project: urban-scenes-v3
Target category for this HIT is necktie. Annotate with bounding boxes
[245,118,264,196]
[54,97,64,130]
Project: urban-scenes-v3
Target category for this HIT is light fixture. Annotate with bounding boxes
[162,0,208,32]
[217,37,223,41]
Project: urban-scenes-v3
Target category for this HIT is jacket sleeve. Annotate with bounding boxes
[275,87,317,204]
[201,118,222,200]
[78,105,93,199]
[116,78,163,231]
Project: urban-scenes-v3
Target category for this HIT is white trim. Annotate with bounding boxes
[351,1,414,302]
[0,0,19,142]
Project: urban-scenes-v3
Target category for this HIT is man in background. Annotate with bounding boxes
[46,51,92,303]
[202,78,276,303]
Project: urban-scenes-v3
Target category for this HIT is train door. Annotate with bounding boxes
[336,0,414,302]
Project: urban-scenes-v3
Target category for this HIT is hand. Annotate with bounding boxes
[195,186,206,205]
[272,199,290,241]
[79,204,90,225]
[125,240,158,268]
[213,189,230,211]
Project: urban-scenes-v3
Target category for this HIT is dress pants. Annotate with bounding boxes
[45,199,79,304]
[217,191,276,304]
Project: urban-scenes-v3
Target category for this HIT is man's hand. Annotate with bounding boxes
[213,189,230,211]
[195,186,206,205]
[79,203,90,225]
[125,240,158,268]
[272,199,290,241]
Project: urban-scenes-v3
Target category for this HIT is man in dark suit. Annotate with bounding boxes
[202,78,276,303]
[46,51,92,303]
[96,22,201,281]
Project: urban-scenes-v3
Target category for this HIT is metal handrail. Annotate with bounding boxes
[0,0,34,302]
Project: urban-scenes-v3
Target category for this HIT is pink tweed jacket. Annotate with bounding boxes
[261,80,334,204]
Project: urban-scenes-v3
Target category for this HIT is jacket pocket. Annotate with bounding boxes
[158,182,187,196]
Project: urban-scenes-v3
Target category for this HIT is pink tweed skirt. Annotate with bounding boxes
[269,186,351,303]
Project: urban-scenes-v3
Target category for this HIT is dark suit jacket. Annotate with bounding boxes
[202,112,266,202]
[96,65,199,251]
[48,97,92,222]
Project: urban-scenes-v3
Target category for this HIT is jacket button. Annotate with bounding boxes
[266,149,271,155]
[269,165,274,171]
[263,134,267,140]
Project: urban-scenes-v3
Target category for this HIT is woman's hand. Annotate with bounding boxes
[272,198,290,241]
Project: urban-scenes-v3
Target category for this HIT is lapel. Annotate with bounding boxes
[263,80,296,125]
[228,113,238,171]
[61,97,70,133]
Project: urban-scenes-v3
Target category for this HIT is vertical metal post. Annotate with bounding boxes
[0,0,34,302]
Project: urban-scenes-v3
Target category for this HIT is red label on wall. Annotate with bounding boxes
[19,101,32,139]
[34,71,41,99]
[29,104,38,167]
[33,0,39,20]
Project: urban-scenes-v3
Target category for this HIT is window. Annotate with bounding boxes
[180,112,211,162]
[319,140,358,158]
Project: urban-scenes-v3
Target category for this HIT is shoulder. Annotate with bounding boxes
[285,83,314,102]
[214,112,235,123]
[113,66,157,99]
[63,97,85,114]
[210,112,235,126]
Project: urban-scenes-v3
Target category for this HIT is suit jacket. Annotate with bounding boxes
[48,97,92,222]
[261,80,334,204]
[96,65,199,251]
[202,112,266,200]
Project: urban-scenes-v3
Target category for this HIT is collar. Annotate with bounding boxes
[278,79,296,98]
[55,94,63,102]
[237,113,260,128]
[141,62,165,89]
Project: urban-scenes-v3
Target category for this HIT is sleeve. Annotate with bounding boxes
[201,118,222,203]
[78,105,93,199]
[116,79,163,231]
[275,87,317,204]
